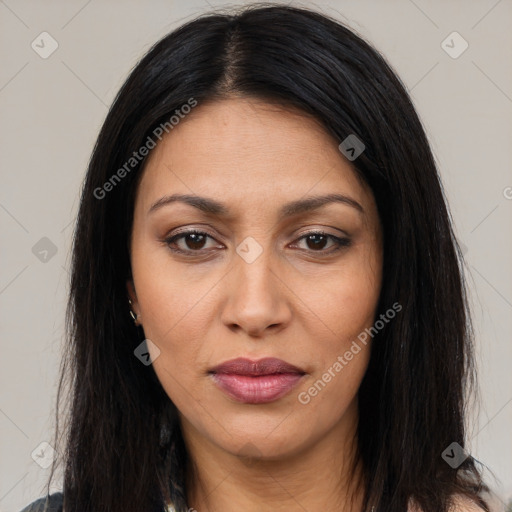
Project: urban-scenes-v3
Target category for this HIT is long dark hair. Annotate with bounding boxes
[44,3,490,511]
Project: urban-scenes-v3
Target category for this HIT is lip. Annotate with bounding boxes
[209,357,305,404]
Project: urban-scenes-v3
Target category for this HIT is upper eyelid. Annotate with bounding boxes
[166,222,350,239]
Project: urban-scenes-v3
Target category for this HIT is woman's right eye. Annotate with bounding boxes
[164,230,222,254]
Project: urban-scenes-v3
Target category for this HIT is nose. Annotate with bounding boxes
[220,247,292,337]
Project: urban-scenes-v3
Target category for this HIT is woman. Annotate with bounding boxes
[21,4,495,512]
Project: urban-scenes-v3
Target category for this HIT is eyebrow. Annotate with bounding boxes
[148,193,364,219]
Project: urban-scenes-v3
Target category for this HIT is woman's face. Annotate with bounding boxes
[127,97,383,460]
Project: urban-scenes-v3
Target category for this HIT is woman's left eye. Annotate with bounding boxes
[163,230,351,255]
[292,232,351,253]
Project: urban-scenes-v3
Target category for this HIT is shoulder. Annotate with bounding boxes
[19,492,63,512]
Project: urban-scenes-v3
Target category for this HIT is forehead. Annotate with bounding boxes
[135,97,373,218]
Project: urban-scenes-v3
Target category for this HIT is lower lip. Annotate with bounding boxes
[211,373,304,404]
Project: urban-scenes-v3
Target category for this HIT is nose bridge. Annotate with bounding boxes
[236,239,274,293]
[222,236,290,334]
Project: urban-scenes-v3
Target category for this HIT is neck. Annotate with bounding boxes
[181,401,365,512]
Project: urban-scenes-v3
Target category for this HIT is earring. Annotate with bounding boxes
[128,299,140,326]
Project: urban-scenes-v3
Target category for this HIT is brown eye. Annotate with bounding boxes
[293,231,351,254]
[304,233,329,250]
[165,230,220,254]
[181,232,207,250]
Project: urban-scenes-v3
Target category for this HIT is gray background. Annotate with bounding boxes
[1,1,511,511]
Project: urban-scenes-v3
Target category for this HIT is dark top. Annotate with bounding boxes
[19,492,171,511]
[19,492,63,512]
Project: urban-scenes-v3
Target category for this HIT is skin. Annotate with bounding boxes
[127,97,383,512]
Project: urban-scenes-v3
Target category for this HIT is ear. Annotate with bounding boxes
[126,279,140,318]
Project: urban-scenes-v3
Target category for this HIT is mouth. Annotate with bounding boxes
[209,357,306,404]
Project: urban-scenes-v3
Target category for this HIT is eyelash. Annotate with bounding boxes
[162,229,351,256]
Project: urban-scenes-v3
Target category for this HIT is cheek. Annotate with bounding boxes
[135,275,213,371]
[295,244,382,349]
[300,347,371,413]
[129,249,203,392]
[294,279,376,421]
[292,248,381,408]
[137,278,210,414]
[130,246,231,414]
[131,233,215,346]
[322,273,381,345]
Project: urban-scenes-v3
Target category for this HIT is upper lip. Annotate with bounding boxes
[210,357,305,376]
